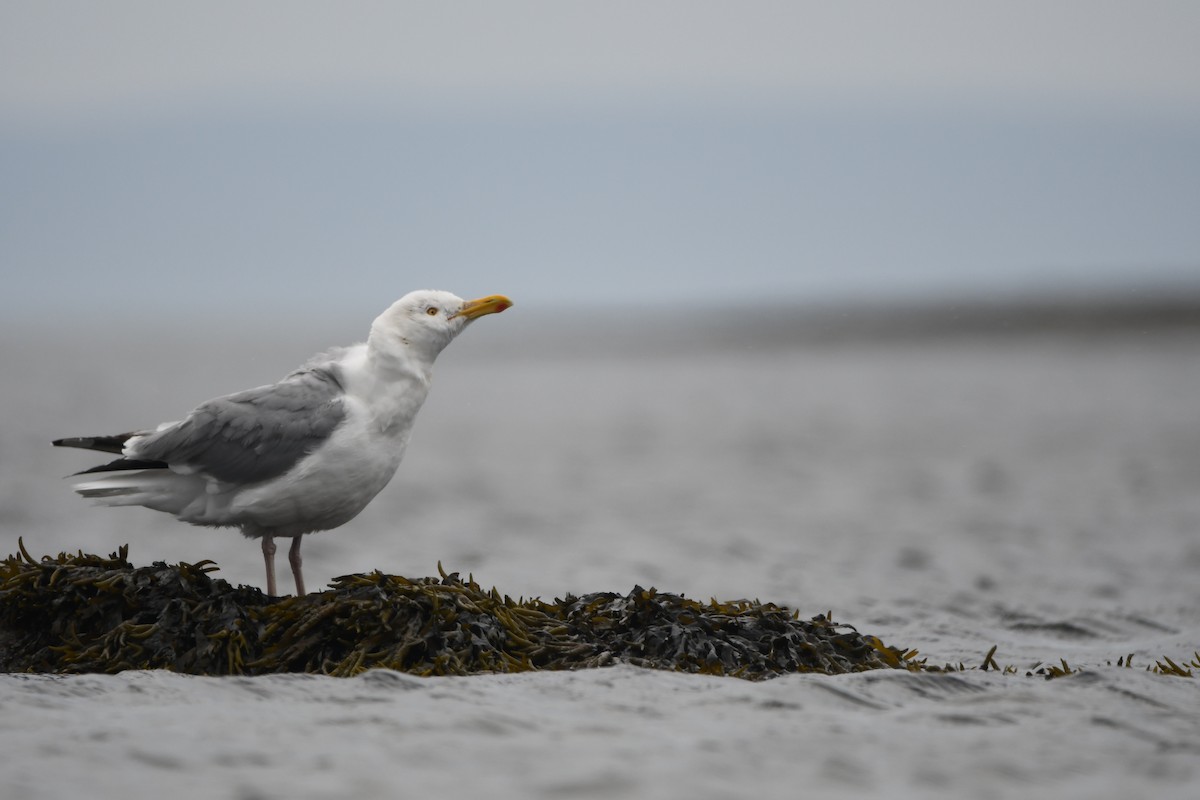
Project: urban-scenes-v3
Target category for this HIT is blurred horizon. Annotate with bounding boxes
[3,2,1198,326]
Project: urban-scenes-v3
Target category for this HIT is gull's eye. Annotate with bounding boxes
[426,307,439,316]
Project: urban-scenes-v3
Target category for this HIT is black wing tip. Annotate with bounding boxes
[51,434,134,454]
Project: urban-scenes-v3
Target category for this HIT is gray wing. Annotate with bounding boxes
[130,364,348,485]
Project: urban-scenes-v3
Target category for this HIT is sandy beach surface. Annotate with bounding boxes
[2,307,1198,798]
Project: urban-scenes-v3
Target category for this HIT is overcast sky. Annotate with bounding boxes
[5,2,1200,122]
[3,1,1199,322]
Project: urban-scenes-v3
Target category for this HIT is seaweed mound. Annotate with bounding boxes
[0,543,912,679]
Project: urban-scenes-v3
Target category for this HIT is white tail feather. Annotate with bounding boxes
[73,470,202,516]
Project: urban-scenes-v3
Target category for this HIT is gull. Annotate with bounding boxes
[53,290,512,596]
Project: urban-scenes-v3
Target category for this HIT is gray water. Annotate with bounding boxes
[5,308,1200,798]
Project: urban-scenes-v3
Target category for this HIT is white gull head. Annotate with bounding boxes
[369,290,513,372]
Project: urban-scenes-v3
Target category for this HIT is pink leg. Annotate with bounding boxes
[288,536,306,596]
[262,535,278,596]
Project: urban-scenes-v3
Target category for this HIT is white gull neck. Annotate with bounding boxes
[327,339,431,441]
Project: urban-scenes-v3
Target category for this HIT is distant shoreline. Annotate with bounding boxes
[547,290,1200,355]
[736,291,1200,343]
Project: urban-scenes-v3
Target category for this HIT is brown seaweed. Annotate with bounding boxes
[0,543,909,678]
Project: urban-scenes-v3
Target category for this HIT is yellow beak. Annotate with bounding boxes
[455,294,513,320]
